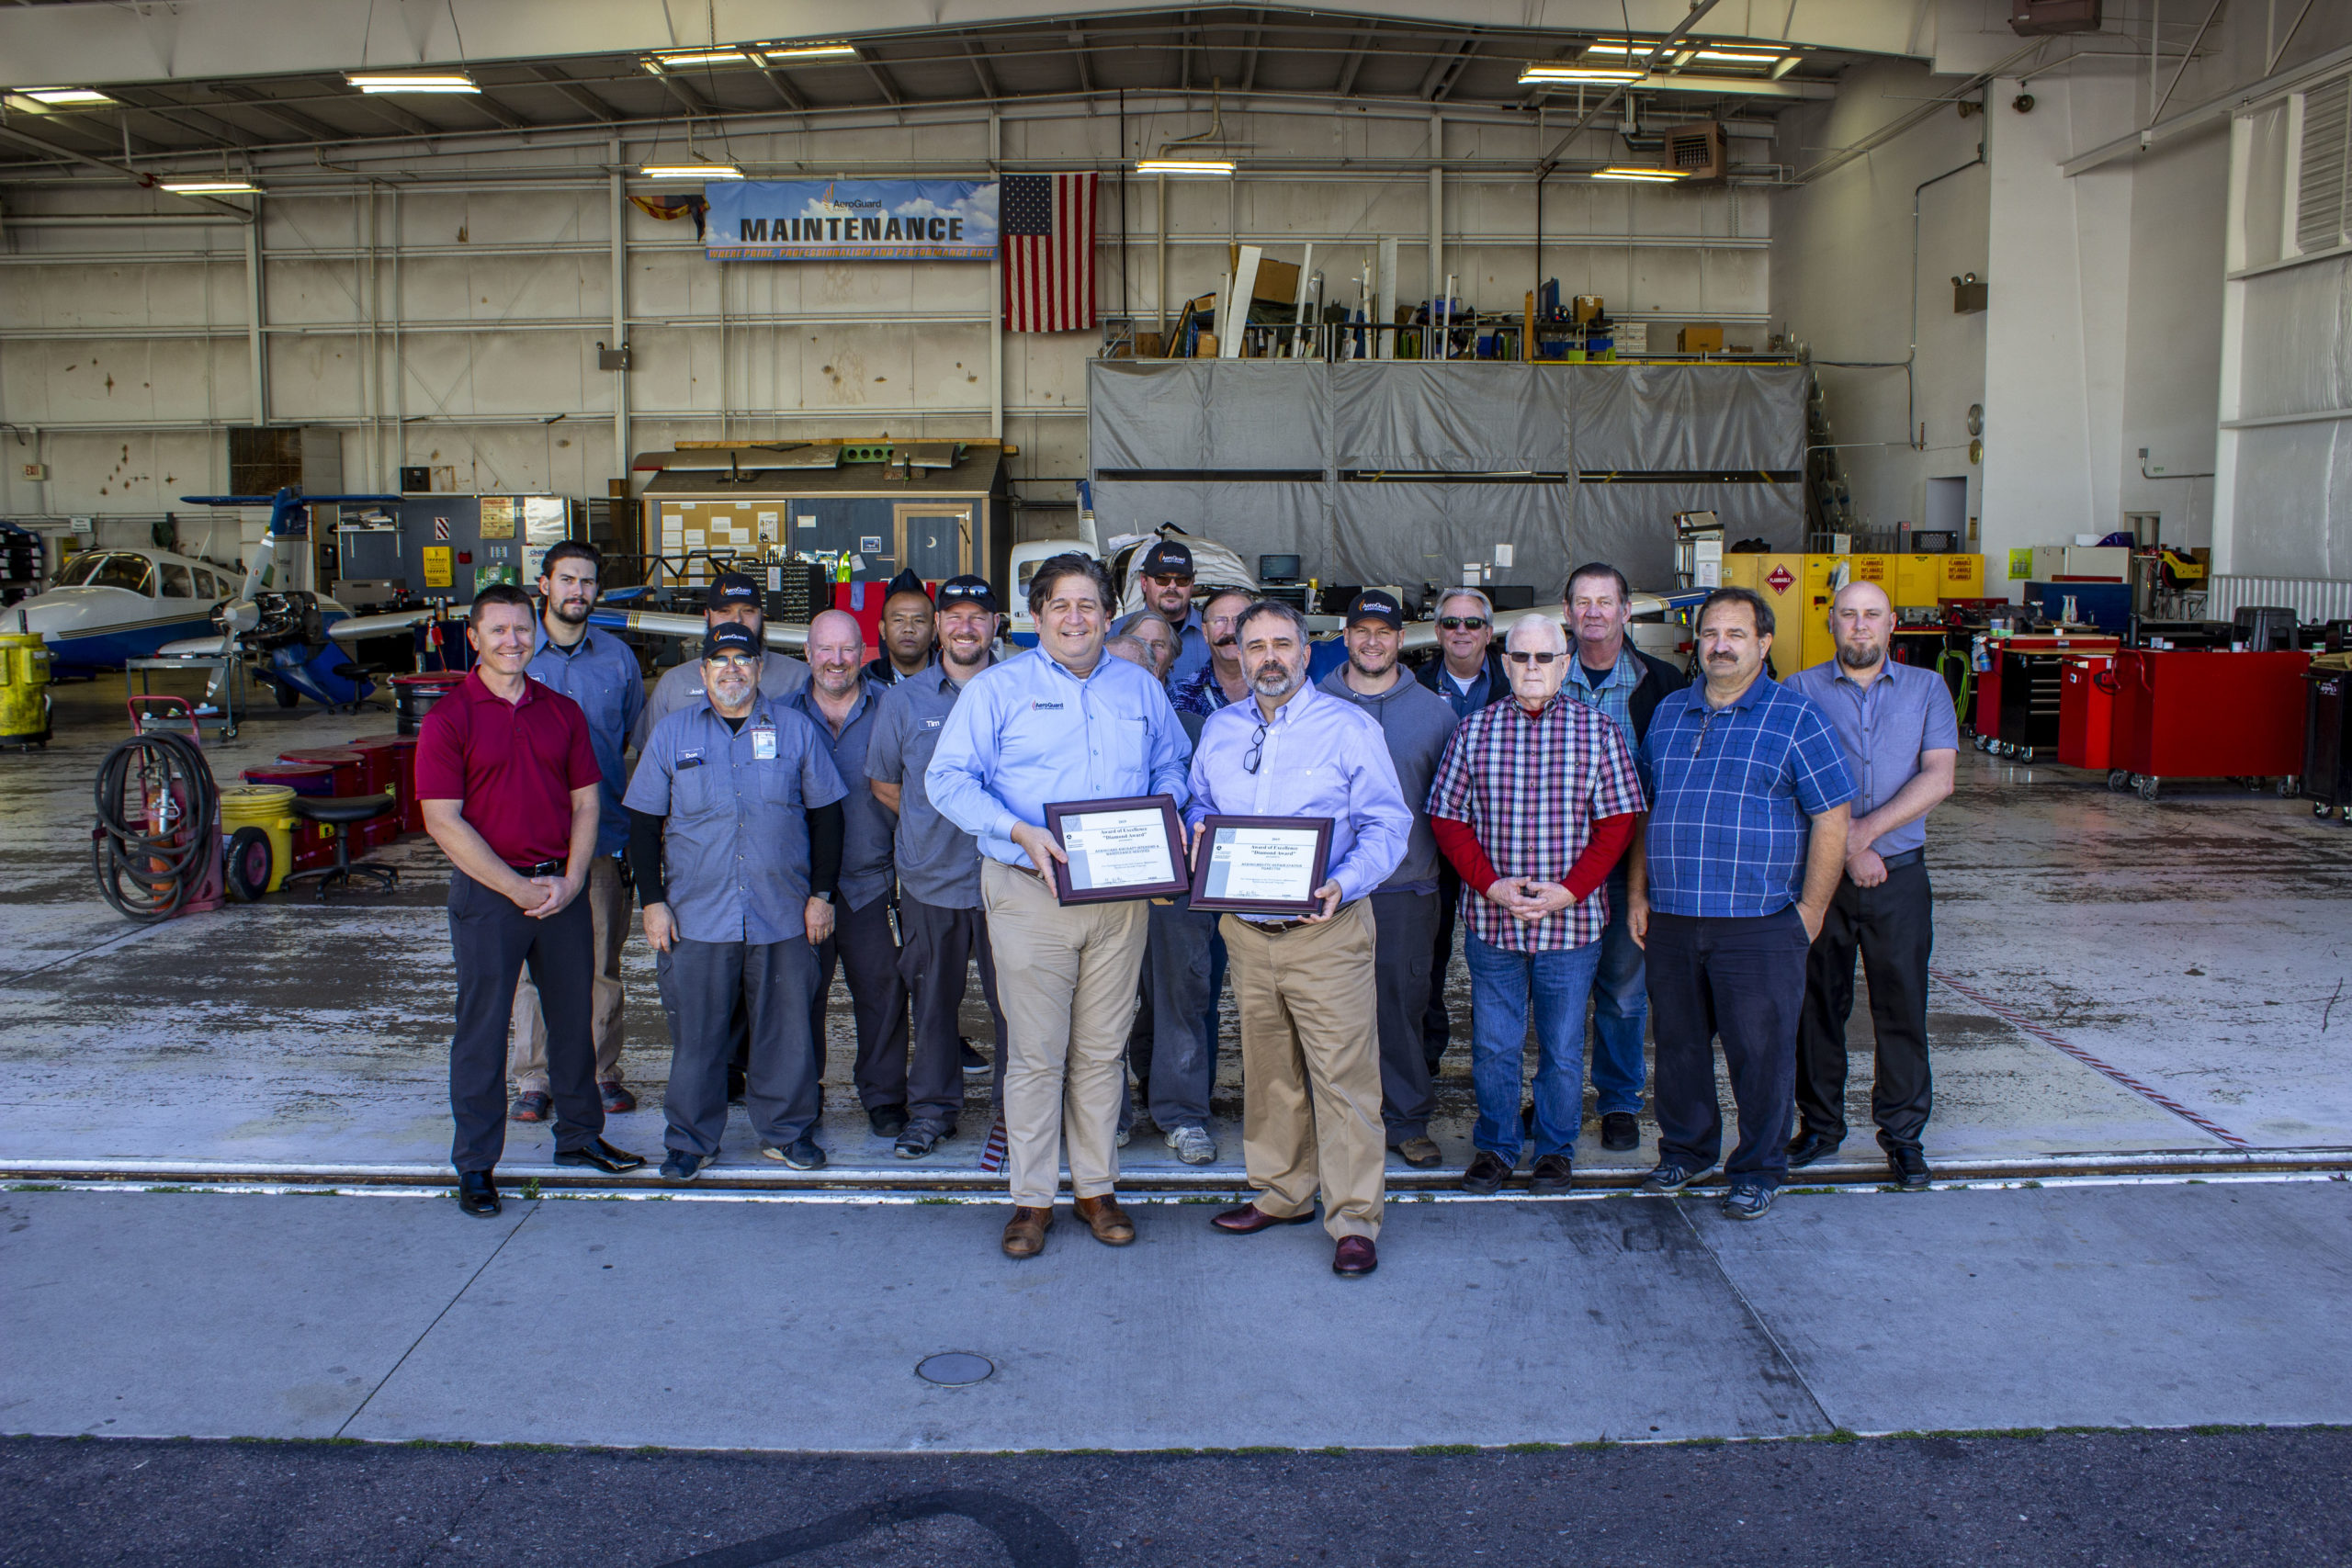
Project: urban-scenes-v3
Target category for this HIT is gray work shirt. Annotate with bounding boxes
[622,695,846,945]
[789,681,895,913]
[1317,666,1460,894]
[526,621,643,858]
[866,660,991,909]
[1783,658,1960,858]
[633,649,810,750]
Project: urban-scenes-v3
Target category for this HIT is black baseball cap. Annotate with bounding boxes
[936,573,1000,614]
[702,621,762,660]
[707,572,761,610]
[1346,589,1405,629]
[883,567,933,604]
[1139,539,1195,579]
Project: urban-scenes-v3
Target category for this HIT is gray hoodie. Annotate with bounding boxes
[1317,665,1461,894]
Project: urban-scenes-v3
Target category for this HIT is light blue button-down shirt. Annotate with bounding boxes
[527,619,644,857]
[926,646,1193,869]
[1184,681,1412,909]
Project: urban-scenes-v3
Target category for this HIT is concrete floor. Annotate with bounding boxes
[3,669,2343,1189]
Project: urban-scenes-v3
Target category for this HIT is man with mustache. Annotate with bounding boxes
[626,622,847,1179]
[1626,588,1854,1222]
[509,542,645,1123]
[1174,587,1257,716]
[1786,581,1959,1191]
[1190,599,1410,1277]
[866,575,1013,1160]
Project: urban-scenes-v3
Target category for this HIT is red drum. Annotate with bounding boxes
[393,671,468,737]
[277,748,367,798]
[348,734,422,832]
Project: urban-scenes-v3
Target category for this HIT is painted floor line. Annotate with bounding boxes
[1929,965,2252,1149]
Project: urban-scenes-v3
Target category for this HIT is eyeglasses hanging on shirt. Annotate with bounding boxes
[1243,719,1270,774]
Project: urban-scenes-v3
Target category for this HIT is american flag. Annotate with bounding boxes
[1001,173,1098,333]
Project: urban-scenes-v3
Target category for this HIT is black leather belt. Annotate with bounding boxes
[510,860,562,876]
[1874,849,1924,871]
[1241,916,1316,934]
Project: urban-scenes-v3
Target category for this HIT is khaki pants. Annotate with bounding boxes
[982,858,1148,1208]
[1223,899,1385,1241]
[510,856,628,1091]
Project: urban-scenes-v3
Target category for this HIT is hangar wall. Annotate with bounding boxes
[0,101,1771,539]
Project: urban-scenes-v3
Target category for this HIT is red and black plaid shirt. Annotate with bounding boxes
[1428,694,1645,953]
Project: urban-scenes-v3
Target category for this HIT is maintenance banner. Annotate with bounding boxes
[704,179,1000,260]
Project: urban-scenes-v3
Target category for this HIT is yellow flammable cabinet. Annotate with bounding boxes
[1718,555,1845,677]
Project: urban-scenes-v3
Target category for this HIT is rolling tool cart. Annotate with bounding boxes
[2109,649,2311,800]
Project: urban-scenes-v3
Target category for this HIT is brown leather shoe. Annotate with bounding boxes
[1073,1194,1136,1246]
[1392,1135,1442,1168]
[1332,1235,1378,1276]
[1211,1203,1317,1235]
[1001,1206,1053,1258]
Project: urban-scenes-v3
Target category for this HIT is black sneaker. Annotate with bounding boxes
[1461,1149,1512,1195]
[1639,1160,1714,1194]
[960,1037,990,1075]
[894,1122,950,1160]
[868,1106,910,1140]
[1600,1111,1639,1153]
[1888,1146,1932,1191]
[1527,1153,1575,1193]
[762,1138,827,1170]
[1721,1182,1776,1221]
[659,1151,706,1181]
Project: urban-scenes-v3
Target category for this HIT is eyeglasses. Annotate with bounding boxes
[1243,719,1269,775]
[706,654,759,671]
[1506,650,1560,665]
[1144,574,1193,588]
[1438,616,1488,632]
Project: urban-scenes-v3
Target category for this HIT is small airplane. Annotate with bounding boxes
[10,545,243,675]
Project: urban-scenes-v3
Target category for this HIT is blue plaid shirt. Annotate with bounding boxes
[1639,677,1855,918]
[1562,648,1642,758]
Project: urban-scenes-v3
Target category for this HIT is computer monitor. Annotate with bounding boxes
[1259,554,1302,584]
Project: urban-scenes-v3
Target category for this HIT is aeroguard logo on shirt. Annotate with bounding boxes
[1031,700,1065,711]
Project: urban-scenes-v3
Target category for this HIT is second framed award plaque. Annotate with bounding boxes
[1189,815,1334,916]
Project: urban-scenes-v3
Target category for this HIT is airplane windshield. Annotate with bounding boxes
[58,553,156,595]
[53,553,107,587]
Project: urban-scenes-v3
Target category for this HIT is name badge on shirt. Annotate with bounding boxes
[676,748,704,772]
[752,725,778,761]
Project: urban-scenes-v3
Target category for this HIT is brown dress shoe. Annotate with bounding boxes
[1332,1235,1378,1276]
[1392,1135,1442,1168]
[1073,1194,1136,1246]
[1001,1206,1053,1258]
[1211,1202,1317,1235]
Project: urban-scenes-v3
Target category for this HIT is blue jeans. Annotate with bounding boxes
[1465,930,1603,1162]
[1588,870,1648,1117]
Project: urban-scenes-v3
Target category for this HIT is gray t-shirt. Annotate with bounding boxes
[1783,658,1960,858]
[1316,666,1461,894]
[866,661,989,909]
[632,649,810,751]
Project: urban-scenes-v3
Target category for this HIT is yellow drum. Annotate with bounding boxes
[0,631,51,747]
[219,783,297,896]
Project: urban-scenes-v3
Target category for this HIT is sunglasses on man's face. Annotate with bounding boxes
[1506,650,1560,665]
[1439,616,1488,632]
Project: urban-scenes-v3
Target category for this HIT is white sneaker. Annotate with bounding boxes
[1166,1124,1217,1165]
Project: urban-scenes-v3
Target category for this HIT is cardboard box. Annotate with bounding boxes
[1613,320,1649,355]
[1193,331,1217,358]
[1573,295,1604,323]
[1225,248,1300,304]
[1678,324,1724,354]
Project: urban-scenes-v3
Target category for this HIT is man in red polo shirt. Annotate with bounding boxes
[416,582,645,1217]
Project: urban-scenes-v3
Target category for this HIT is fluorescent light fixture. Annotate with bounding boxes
[650,48,755,68]
[1520,65,1645,85]
[1694,49,1791,63]
[1136,158,1236,175]
[763,42,860,62]
[1590,166,1688,182]
[22,86,118,107]
[346,71,480,93]
[162,178,263,194]
[639,161,745,180]
[1770,54,1801,78]
[1581,39,1788,66]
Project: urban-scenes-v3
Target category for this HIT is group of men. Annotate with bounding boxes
[415,532,1957,1275]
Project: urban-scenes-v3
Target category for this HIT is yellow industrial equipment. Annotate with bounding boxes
[0,629,52,748]
[1719,553,1985,677]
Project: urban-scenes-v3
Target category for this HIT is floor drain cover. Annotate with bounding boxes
[916,1352,994,1386]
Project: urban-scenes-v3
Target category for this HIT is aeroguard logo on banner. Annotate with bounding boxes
[704,179,1000,260]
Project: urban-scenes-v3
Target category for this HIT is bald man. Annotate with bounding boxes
[792,609,914,1139]
[1784,581,1958,1190]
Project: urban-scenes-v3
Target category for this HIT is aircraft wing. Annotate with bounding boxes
[151,634,233,659]
[327,608,435,640]
[329,604,811,653]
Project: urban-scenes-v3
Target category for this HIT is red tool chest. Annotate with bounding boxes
[2057,656,2117,770]
[2109,650,2311,784]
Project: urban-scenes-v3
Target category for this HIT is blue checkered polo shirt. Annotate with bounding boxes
[1639,677,1856,919]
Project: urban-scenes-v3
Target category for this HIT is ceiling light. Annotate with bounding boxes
[1693,49,1790,63]
[1770,54,1801,78]
[162,178,263,194]
[650,49,755,69]
[346,71,480,93]
[1521,65,1645,85]
[639,161,745,180]
[1591,167,1689,182]
[763,43,860,62]
[1136,158,1236,176]
[21,86,118,107]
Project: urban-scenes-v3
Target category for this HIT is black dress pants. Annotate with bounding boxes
[1645,908,1808,1189]
[447,870,603,1173]
[1421,863,1461,1071]
[1796,860,1935,1155]
[1372,888,1439,1143]
[898,895,1009,1134]
[811,892,911,1113]
[1123,895,1219,1134]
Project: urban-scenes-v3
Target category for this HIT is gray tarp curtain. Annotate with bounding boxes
[1088,359,1805,600]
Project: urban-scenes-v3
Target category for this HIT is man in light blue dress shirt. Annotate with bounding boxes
[927,552,1193,1259]
[1186,599,1410,1278]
